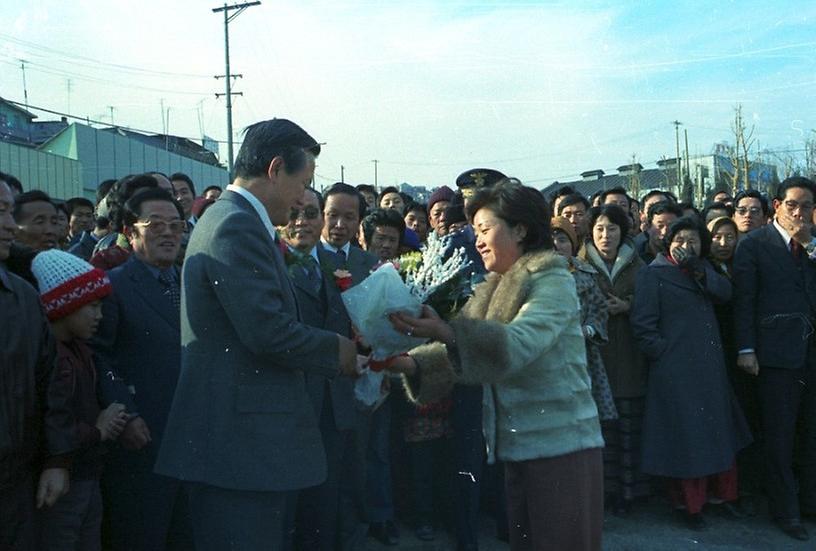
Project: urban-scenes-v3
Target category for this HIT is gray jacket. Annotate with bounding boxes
[155,190,340,492]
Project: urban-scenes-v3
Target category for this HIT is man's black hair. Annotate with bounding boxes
[96,179,117,206]
[647,200,683,224]
[702,201,735,220]
[356,184,377,196]
[170,172,197,197]
[775,176,816,201]
[557,193,590,215]
[12,190,55,221]
[600,186,631,207]
[734,189,770,216]
[233,119,319,180]
[106,174,160,232]
[0,171,23,194]
[361,208,405,247]
[121,188,184,228]
[202,185,222,195]
[324,182,367,219]
[641,189,677,204]
[66,197,94,215]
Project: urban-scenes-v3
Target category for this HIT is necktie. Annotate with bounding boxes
[333,248,347,269]
[304,256,322,293]
[791,240,802,261]
[159,270,181,309]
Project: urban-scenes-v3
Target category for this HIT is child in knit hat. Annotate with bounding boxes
[31,249,129,551]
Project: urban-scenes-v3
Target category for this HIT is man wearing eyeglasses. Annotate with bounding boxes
[734,177,816,541]
[90,187,194,551]
[281,186,378,550]
[733,190,769,238]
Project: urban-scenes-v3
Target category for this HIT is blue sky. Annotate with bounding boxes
[0,0,814,189]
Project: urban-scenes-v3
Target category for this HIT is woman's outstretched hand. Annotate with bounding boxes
[389,305,455,346]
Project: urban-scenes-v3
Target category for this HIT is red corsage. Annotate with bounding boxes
[334,269,353,291]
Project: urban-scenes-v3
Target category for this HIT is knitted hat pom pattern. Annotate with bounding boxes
[32,250,113,321]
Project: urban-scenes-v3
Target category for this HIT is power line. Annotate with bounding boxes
[0,32,212,79]
[3,97,239,146]
[0,56,212,97]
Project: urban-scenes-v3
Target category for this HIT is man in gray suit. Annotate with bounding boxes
[282,185,377,550]
[155,119,359,550]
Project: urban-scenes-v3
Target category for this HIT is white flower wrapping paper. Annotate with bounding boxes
[341,263,428,360]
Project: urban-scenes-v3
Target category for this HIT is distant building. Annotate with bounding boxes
[0,96,228,200]
[399,182,430,203]
[544,151,778,205]
[39,123,228,199]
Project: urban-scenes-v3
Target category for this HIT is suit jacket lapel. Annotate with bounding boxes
[761,224,798,271]
[127,257,180,330]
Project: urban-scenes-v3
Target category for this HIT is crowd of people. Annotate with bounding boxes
[2,116,816,551]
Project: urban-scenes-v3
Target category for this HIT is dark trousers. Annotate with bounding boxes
[451,384,485,547]
[187,482,294,551]
[729,366,765,495]
[366,395,394,523]
[39,478,103,551]
[759,364,816,520]
[504,448,603,551]
[0,472,35,551]
[408,437,453,526]
[297,392,365,551]
[104,468,194,551]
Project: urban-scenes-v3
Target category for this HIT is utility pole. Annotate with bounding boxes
[19,60,29,111]
[213,1,260,175]
[66,79,73,114]
[372,160,379,189]
[340,165,345,183]
[108,106,116,127]
[672,120,682,197]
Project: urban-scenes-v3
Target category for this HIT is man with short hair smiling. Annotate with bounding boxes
[91,187,193,551]
[0,180,71,550]
[156,119,359,551]
[282,187,378,550]
[65,197,95,246]
[171,173,197,227]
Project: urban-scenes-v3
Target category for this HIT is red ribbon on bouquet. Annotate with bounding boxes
[368,353,409,372]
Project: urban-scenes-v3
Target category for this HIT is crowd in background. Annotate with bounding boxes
[3,116,816,551]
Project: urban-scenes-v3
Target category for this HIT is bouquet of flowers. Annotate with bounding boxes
[341,232,475,362]
[395,232,477,321]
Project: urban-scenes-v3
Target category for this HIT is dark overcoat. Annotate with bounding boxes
[631,254,751,478]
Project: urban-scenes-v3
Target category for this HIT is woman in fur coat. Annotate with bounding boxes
[387,180,604,551]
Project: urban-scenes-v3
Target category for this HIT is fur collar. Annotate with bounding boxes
[584,241,636,283]
[463,249,566,324]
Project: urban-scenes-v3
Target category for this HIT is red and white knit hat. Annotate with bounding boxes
[32,250,112,321]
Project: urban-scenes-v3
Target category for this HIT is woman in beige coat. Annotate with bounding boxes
[388,180,604,551]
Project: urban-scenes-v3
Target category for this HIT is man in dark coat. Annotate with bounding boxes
[91,187,194,551]
[733,176,816,541]
[283,185,377,550]
[154,119,359,550]
[0,180,72,550]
